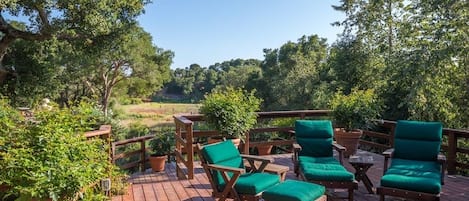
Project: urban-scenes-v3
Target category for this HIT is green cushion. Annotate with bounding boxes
[263,180,325,201]
[381,158,441,194]
[295,120,334,157]
[202,140,242,164]
[201,141,244,186]
[299,156,340,164]
[382,170,441,194]
[390,158,440,173]
[220,173,280,195]
[300,159,354,181]
[393,120,442,161]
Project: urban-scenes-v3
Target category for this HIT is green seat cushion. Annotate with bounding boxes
[299,156,340,164]
[381,159,441,194]
[220,173,280,195]
[390,159,440,172]
[300,160,354,181]
[263,180,325,201]
[394,120,442,161]
[295,120,334,157]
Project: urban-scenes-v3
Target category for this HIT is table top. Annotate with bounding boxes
[348,155,374,165]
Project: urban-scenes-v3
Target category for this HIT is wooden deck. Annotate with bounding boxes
[112,151,469,201]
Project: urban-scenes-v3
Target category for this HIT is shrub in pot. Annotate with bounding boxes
[200,87,262,147]
[251,132,278,155]
[149,133,173,172]
[329,89,382,157]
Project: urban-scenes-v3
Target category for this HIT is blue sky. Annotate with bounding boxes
[138,0,344,69]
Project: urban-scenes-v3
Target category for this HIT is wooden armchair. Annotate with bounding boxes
[377,120,446,201]
[196,141,280,201]
[291,120,358,201]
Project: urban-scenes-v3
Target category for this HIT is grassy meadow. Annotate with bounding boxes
[115,102,200,128]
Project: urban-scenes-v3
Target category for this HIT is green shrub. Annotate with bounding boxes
[329,89,382,131]
[0,102,122,201]
[149,133,174,156]
[200,87,262,141]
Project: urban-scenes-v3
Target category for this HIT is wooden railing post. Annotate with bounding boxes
[447,131,457,175]
[186,123,194,179]
[243,132,250,154]
[140,140,146,172]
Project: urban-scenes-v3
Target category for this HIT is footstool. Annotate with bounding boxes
[262,180,327,201]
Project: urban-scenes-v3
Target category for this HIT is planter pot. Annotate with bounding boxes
[149,155,167,172]
[256,144,273,155]
[334,128,362,158]
[208,137,241,148]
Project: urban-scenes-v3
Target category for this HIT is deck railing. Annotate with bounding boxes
[111,110,469,178]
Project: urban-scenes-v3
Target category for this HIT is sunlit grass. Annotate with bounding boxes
[115,102,200,128]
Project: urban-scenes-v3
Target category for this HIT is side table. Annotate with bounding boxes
[348,155,374,194]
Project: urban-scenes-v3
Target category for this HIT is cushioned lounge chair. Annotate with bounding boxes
[377,120,446,201]
[292,120,358,201]
[196,140,281,201]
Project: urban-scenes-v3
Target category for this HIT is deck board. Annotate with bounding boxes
[113,150,469,201]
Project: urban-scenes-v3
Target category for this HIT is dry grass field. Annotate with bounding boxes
[115,102,200,128]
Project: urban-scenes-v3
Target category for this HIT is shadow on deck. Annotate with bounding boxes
[112,151,469,201]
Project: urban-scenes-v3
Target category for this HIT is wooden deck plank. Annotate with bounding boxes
[114,151,469,201]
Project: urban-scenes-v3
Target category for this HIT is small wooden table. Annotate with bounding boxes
[349,155,374,194]
[244,161,289,181]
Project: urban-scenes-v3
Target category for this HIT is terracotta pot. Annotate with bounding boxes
[149,155,166,172]
[256,144,273,155]
[334,128,362,157]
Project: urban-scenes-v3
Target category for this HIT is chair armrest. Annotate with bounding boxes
[382,148,394,175]
[382,148,394,158]
[288,130,296,135]
[333,143,346,152]
[293,143,302,151]
[206,164,246,174]
[333,143,346,165]
[438,153,447,185]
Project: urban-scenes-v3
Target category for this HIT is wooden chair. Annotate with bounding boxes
[292,120,358,201]
[377,120,446,201]
[196,141,281,201]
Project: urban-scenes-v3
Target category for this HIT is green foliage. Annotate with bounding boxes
[0,102,117,201]
[329,89,382,131]
[149,133,174,156]
[200,87,262,141]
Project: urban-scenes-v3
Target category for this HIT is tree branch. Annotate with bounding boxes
[35,5,51,32]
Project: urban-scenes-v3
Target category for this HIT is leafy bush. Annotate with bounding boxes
[0,102,122,201]
[149,133,174,156]
[329,89,382,131]
[200,87,262,141]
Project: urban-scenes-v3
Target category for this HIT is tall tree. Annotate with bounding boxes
[0,0,148,81]
[261,35,328,110]
[69,25,172,116]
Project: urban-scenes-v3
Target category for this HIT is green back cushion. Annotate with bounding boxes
[295,120,333,157]
[201,141,244,185]
[393,120,443,161]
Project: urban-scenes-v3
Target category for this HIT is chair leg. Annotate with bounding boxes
[348,188,354,201]
[379,194,384,201]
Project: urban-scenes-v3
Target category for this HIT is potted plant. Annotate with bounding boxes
[149,133,173,172]
[329,89,382,157]
[250,132,279,155]
[200,87,262,147]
